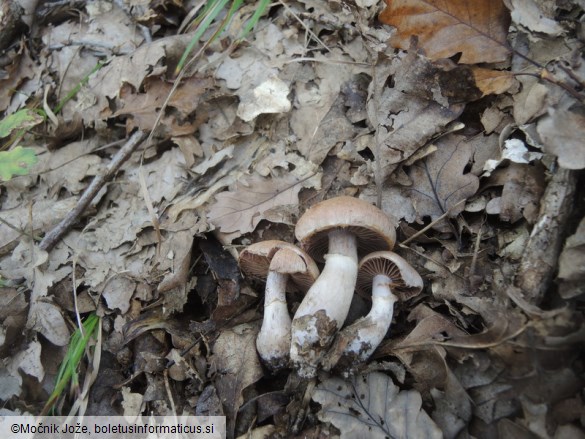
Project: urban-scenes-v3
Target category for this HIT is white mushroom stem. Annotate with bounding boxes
[341,274,397,359]
[256,269,292,368]
[290,229,359,377]
[322,274,397,375]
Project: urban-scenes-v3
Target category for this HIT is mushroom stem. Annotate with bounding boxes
[290,229,359,377]
[327,229,358,260]
[345,274,397,354]
[256,270,291,369]
[323,274,397,375]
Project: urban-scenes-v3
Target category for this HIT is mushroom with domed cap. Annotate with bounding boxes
[290,196,396,378]
[239,240,319,370]
[322,251,423,375]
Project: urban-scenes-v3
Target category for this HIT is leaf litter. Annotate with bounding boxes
[0,0,584,437]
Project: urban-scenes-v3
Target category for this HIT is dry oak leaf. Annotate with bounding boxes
[380,0,510,64]
[313,372,442,439]
[212,323,263,438]
[207,172,318,235]
[407,134,480,232]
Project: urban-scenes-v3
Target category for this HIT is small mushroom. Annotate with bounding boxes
[290,197,396,378]
[239,240,319,370]
[323,251,423,375]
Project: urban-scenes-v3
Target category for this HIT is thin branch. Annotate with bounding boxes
[39,130,147,252]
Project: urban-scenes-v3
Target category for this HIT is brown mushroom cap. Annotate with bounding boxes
[239,240,319,291]
[356,251,423,301]
[295,196,396,262]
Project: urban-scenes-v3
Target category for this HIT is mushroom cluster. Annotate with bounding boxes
[238,196,423,377]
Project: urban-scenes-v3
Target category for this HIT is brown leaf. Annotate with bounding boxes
[367,52,464,181]
[207,172,318,235]
[380,0,510,64]
[407,134,480,232]
[212,323,263,438]
[471,67,515,97]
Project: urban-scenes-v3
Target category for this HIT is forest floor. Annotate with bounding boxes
[0,0,584,438]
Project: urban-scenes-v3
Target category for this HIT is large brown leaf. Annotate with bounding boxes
[380,0,511,64]
[212,323,263,437]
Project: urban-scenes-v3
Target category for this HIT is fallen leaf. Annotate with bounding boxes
[506,0,564,36]
[27,300,70,346]
[102,275,136,314]
[121,386,144,417]
[212,323,263,438]
[313,371,442,439]
[0,109,44,138]
[380,0,510,64]
[9,340,44,382]
[537,107,585,170]
[237,76,292,122]
[367,52,464,180]
[114,75,212,135]
[290,56,359,165]
[471,67,515,97]
[407,134,480,232]
[485,163,545,224]
[207,172,319,235]
[558,216,585,298]
[0,366,21,400]
[513,76,549,125]
[0,146,38,181]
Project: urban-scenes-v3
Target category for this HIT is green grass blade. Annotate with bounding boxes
[42,314,100,415]
[175,0,231,74]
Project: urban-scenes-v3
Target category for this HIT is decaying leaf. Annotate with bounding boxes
[367,52,464,181]
[27,300,70,346]
[212,323,263,437]
[237,76,291,122]
[537,107,585,170]
[313,371,442,439]
[407,134,480,232]
[380,0,510,64]
[506,0,564,36]
[207,172,319,235]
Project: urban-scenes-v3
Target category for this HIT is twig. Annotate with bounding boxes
[399,199,466,246]
[39,130,147,252]
[515,167,577,304]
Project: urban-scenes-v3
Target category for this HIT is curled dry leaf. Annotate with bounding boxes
[380,0,510,64]
[407,134,480,232]
[313,371,442,439]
